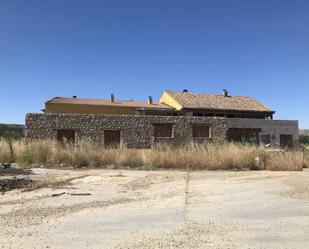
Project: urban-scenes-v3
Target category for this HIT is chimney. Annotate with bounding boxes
[110,94,115,103]
[73,96,77,98]
[148,96,153,105]
[223,89,228,97]
[183,89,188,92]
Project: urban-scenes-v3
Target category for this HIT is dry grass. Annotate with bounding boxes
[301,145,309,168]
[0,138,304,171]
[305,153,309,168]
[0,139,10,163]
[265,151,304,171]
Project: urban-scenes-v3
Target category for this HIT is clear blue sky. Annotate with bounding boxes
[0,0,308,128]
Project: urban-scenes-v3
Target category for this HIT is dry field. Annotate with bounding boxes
[1,167,309,249]
[0,139,306,170]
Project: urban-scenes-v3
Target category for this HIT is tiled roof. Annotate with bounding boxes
[164,91,274,112]
[46,97,173,110]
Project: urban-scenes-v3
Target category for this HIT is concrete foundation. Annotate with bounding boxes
[226,118,299,147]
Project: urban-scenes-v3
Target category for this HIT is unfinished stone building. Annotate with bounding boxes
[25,90,299,148]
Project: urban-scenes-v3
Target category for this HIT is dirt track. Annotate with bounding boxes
[1,168,309,249]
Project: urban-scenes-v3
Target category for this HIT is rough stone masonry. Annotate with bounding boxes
[25,113,227,148]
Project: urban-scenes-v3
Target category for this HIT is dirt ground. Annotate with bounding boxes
[1,167,309,249]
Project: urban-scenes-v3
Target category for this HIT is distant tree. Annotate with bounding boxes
[0,124,9,137]
[0,124,23,140]
[300,135,309,144]
[0,124,23,167]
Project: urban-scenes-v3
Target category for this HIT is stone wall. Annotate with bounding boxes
[25,113,227,148]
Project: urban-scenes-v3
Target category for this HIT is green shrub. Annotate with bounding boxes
[300,135,309,144]
[73,152,89,167]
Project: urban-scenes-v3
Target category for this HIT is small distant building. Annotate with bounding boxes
[25,90,299,148]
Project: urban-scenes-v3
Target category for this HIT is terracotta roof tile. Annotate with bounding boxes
[47,97,173,110]
[165,91,274,113]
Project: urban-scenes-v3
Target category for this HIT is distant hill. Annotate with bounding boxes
[300,129,309,135]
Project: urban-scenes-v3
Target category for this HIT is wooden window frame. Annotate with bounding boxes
[104,130,121,148]
[56,129,76,144]
[192,125,211,138]
[153,123,173,138]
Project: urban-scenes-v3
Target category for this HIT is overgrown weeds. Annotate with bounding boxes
[301,145,309,168]
[0,139,10,163]
[0,138,304,171]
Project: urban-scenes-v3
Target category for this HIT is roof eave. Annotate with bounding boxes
[45,97,61,104]
[182,107,275,114]
[46,100,172,110]
[136,107,175,111]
